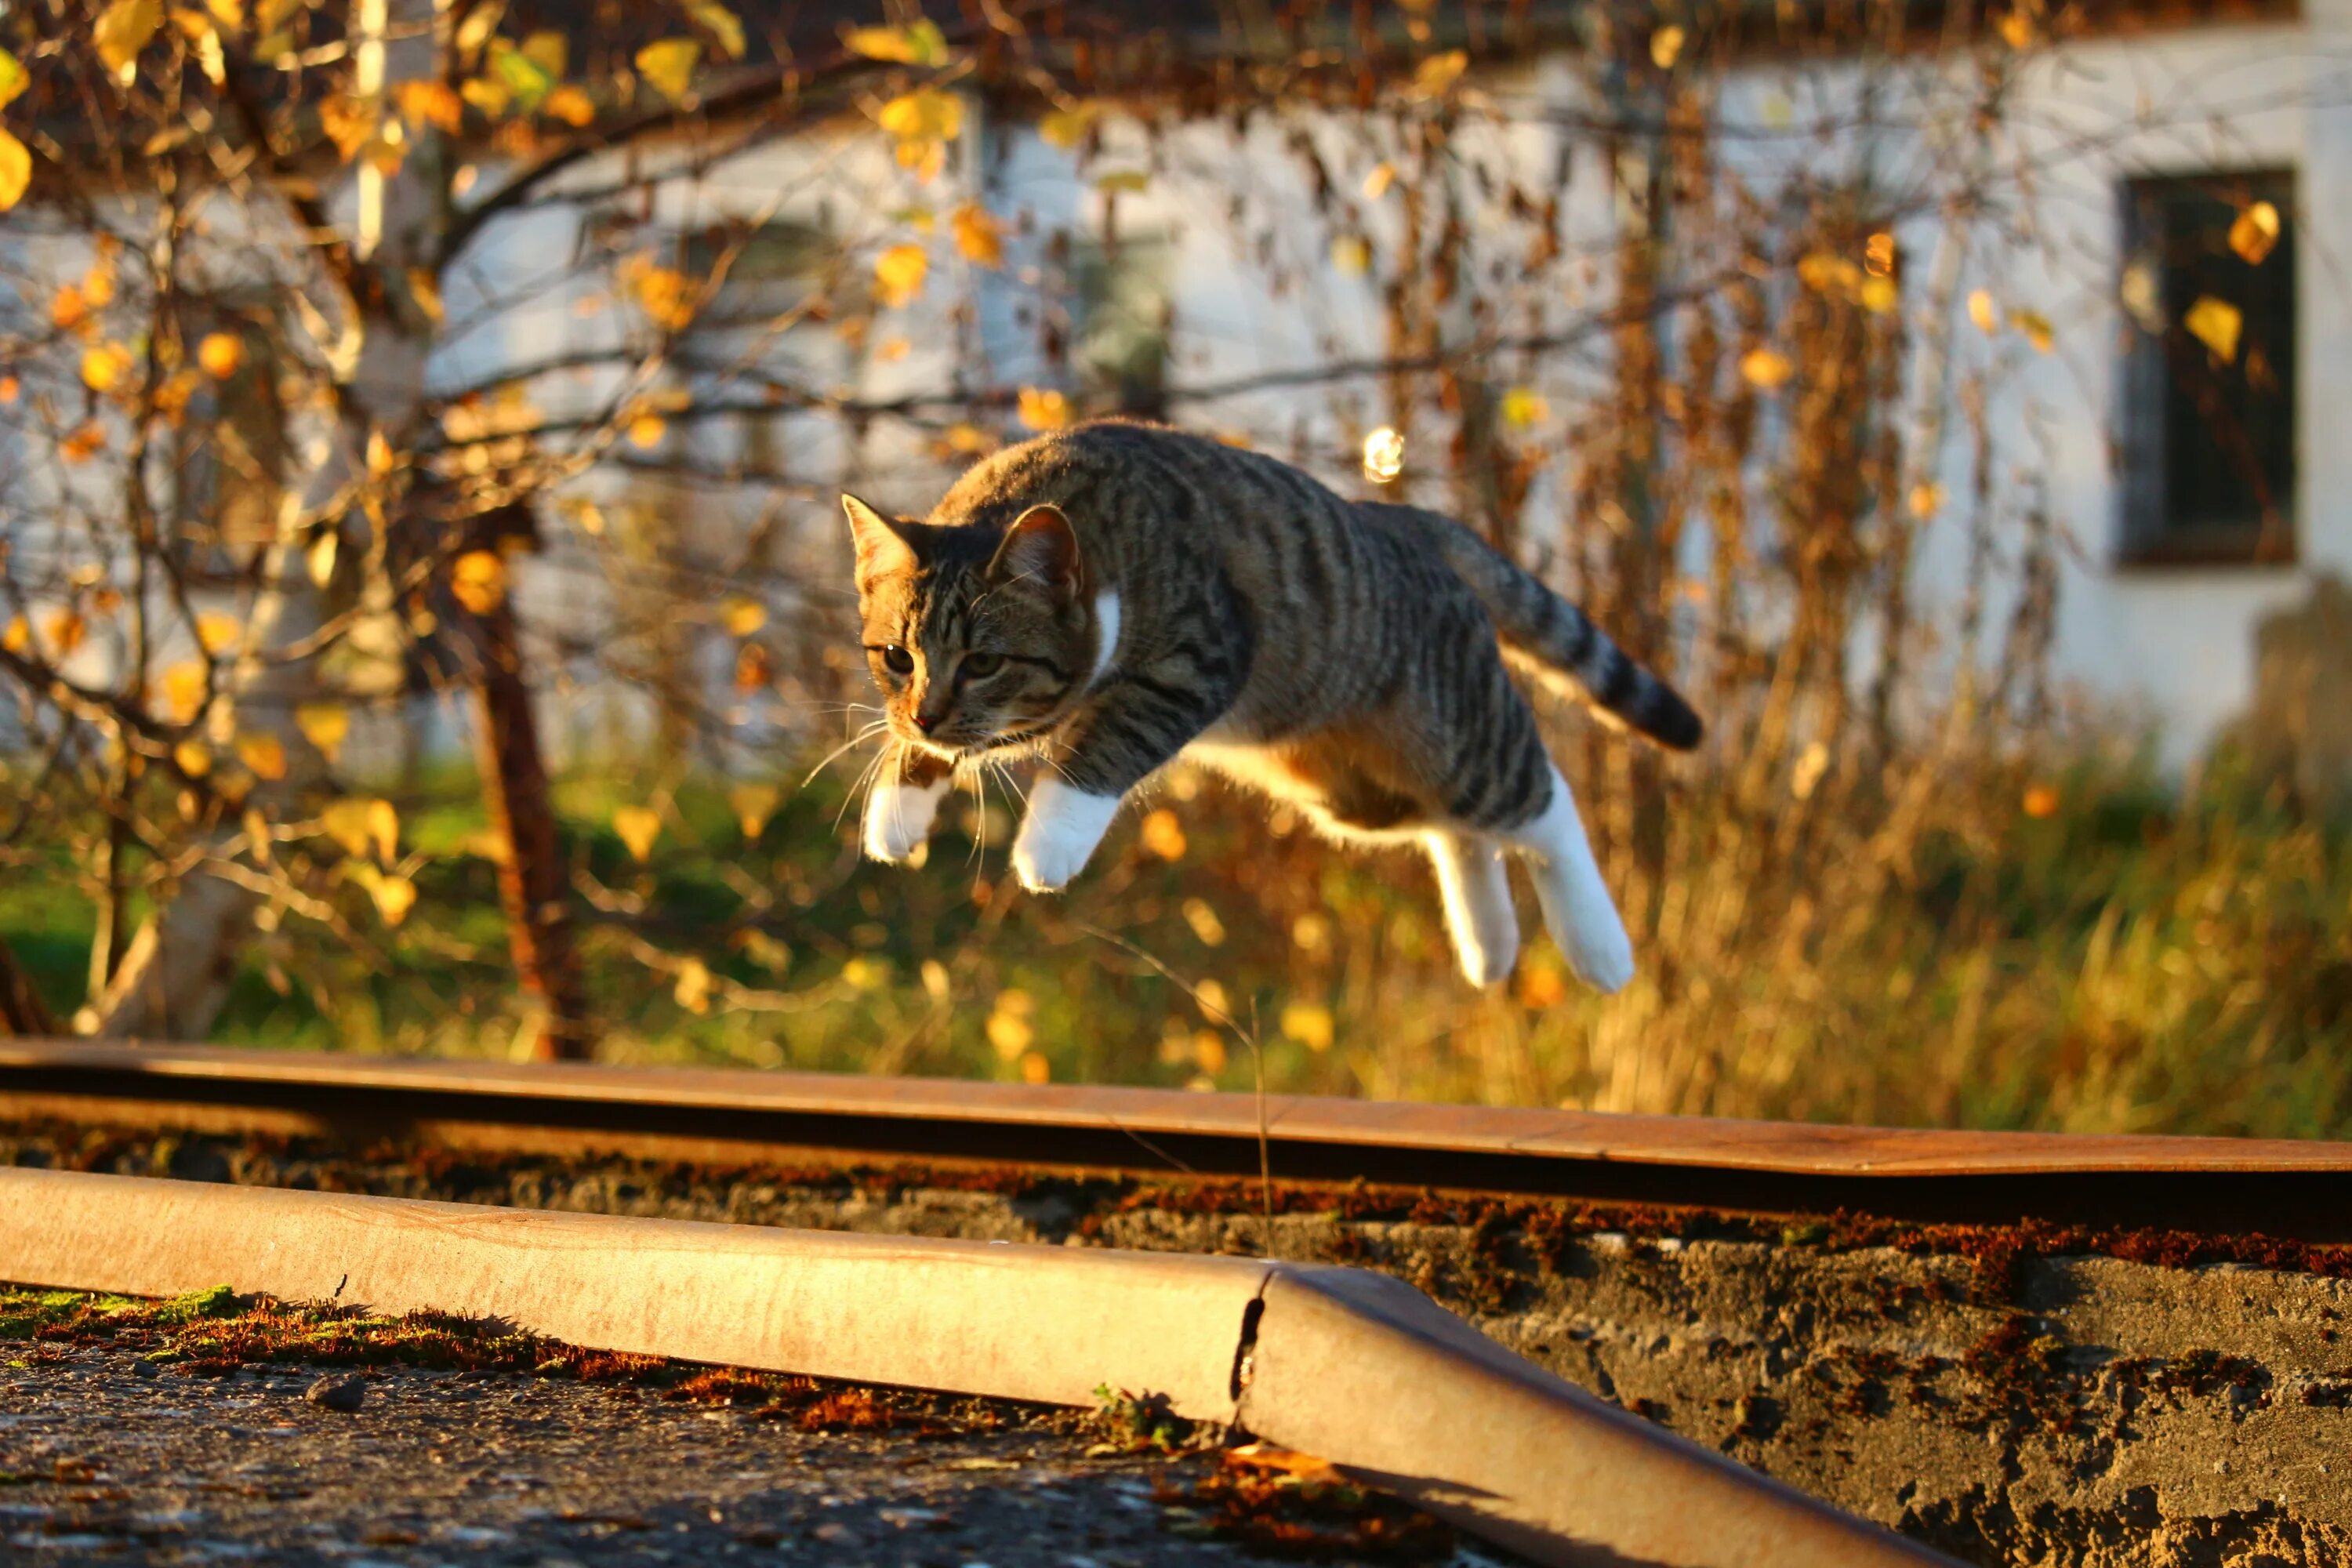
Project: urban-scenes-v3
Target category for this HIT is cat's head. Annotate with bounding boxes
[843,494,1098,757]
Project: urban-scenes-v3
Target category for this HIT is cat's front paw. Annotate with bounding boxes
[1011,782,1122,892]
[864,775,949,864]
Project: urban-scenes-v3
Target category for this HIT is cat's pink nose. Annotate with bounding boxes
[913,713,938,732]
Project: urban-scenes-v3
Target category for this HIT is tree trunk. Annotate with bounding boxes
[0,935,56,1038]
[453,510,593,1060]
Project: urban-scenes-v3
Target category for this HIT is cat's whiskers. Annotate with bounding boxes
[802,721,891,789]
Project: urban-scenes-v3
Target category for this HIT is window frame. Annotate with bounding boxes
[2114,165,2300,571]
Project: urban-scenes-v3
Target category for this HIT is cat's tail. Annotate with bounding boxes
[1393,506,1704,750]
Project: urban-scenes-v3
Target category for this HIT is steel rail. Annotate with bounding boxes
[6,1040,2350,1239]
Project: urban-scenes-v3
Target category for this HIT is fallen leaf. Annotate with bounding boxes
[1227,1442,1346,1486]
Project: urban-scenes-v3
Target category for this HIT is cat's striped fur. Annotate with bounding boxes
[846,419,1700,991]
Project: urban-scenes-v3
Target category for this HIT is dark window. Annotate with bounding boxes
[2118,169,2297,565]
[1071,237,1173,419]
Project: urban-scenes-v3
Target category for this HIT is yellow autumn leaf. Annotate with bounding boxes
[841,955,887,990]
[1017,386,1069,431]
[460,76,510,118]
[543,83,594,126]
[350,865,417,926]
[96,0,163,84]
[394,78,463,133]
[158,660,207,719]
[45,609,87,657]
[1361,162,1396,201]
[196,332,243,378]
[635,38,701,104]
[81,344,129,392]
[60,423,106,463]
[1330,234,1370,276]
[2009,308,2054,354]
[190,612,239,655]
[1037,102,1098,150]
[2183,296,2241,363]
[0,130,27,212]
[0,49,26,110]
[1094,170,1148,195]
[613,804,662,862]
[172,739,211,778]
[1410,49,1467,99]
[1501,387,1548,429]
[1739,347,1793,390]
[1997,8,2034,49]
[682,0,745,59]
[730,782,781,838]
[1181,896,1226,948]
[840,20,947,66]
[295,702,350,762]
[1139,808,1186,862]
[234,731,288,781]
[1858,275,1899,314]
[950,202,1004,267]
[319,93,383,164]
[319,797,397,862]
[2230,201,2280,267]
[627,412,666,448]
[1908,482,1945,520]
[720,596,767,637]
[519,29,565,78]
[449,550,507,615]
[1967,289,1997,332]
[876,88,961,143]
[622,256,695,329]
[672,956,713,1014]
[1280,1002,1335,1052]
[483,37,555,114]
[873,243,928,309]
[1649,24,1684,68]
[0,615,26,655]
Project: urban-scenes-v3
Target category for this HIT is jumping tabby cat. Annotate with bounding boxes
[844,420,1701,991]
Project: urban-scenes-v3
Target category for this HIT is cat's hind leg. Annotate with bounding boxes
[1425,829,1519,986]
[1500,761,1633,993]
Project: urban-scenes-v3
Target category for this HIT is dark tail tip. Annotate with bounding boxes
[1642,684,1705,751]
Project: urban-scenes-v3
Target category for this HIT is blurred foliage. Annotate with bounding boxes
[6,742,2347,1138]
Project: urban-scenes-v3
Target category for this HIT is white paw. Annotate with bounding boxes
[1011,780,1122,892]
[864,775,949,864]
[1458,928,1522,988]
[1559,902,1635,993]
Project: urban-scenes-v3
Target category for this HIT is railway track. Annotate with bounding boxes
[4,1038,2350,1239]
[6,1039,2350,1568]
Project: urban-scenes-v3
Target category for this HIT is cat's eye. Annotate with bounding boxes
[879,646,914,675]
[963,652,1004,678]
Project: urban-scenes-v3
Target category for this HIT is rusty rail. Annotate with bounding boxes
[5,1039,2350,1240]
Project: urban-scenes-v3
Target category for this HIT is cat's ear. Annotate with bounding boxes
[843,494,917,585]
[986,504,1083,597]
